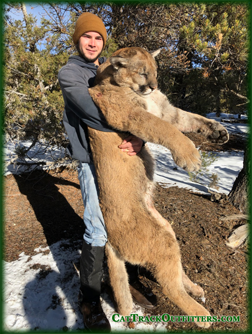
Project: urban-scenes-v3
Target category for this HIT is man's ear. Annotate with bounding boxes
[150,49,161,58]
[110,56,129,70]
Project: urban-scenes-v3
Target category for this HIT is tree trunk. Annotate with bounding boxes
[228,146,249,214]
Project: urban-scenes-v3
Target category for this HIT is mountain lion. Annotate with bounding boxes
[88,47,228,328]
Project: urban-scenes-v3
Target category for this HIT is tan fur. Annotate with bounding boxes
[105,243,133,315]
[87,47,229,328]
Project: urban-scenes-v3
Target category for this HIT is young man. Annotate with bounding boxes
[58,12,152,331]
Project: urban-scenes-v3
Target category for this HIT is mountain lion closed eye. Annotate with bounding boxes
[88,47,229,328]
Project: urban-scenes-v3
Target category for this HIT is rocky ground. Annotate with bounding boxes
[4,132,248,331]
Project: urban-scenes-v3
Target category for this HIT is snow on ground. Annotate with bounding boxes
[4,242,167,332]
[3,113,248,331]
[4,139,68,176]
[148,145,244,195]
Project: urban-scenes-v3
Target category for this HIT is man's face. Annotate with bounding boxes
[78,31,103,65]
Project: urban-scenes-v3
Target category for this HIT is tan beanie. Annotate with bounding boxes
[73,12,107,47]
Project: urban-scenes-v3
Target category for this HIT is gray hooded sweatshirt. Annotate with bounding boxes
[58,55,114,163]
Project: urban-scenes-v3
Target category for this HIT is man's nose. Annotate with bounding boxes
[89,38,96,47]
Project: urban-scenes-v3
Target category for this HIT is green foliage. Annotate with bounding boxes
[101,36,118,58]
[188,151,220,189]
[4,3,71,150]
[162,3,248,115]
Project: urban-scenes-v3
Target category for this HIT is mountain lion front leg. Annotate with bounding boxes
[89,87,201,172]
[153,91,229,143]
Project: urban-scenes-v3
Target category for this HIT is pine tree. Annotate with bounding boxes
[4,3,71,168]
[178,3,248,116]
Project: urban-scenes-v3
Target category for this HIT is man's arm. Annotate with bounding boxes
[59,65,143,155]
[58,65,113,132]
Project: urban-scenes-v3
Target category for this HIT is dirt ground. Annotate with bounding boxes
[4,132,249,332]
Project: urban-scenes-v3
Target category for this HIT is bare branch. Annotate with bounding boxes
[21,3,28,26]
[230,89,249,102]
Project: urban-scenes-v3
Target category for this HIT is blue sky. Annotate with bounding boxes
[26,4,46,18]
[5,3,60,51]
[7,3,50,24]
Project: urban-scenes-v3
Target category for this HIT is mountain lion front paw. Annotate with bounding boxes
[171,137,201,172]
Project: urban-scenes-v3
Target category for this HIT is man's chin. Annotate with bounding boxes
[82,51,102,64]
[86,56,99,62]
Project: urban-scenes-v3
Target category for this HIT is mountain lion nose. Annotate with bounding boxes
[150,84,157,91]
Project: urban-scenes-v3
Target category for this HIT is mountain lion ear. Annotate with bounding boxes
[150,49,161,58]
[110,56,129,70]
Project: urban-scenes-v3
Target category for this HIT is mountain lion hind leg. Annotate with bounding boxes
[145,190,206,299]
[105,243,133,316]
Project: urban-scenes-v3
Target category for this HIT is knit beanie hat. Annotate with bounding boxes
[73,12,107,47]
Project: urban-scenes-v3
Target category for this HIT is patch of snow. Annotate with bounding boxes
[4,139,68,176]
[4,240,168,331]
[148,143,244,195]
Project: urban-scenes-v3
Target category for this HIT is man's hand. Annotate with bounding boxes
[118,135,144,156]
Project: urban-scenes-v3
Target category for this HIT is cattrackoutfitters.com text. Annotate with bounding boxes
[112,313,240,323]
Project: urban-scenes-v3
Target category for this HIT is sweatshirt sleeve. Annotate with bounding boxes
[58,63,114,132]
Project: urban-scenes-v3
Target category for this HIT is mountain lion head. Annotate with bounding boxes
[96,47,160,95]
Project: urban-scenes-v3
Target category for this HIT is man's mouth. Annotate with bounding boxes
[86,49,97,53]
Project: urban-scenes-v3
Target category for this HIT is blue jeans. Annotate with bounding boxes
[77,162,107,247]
